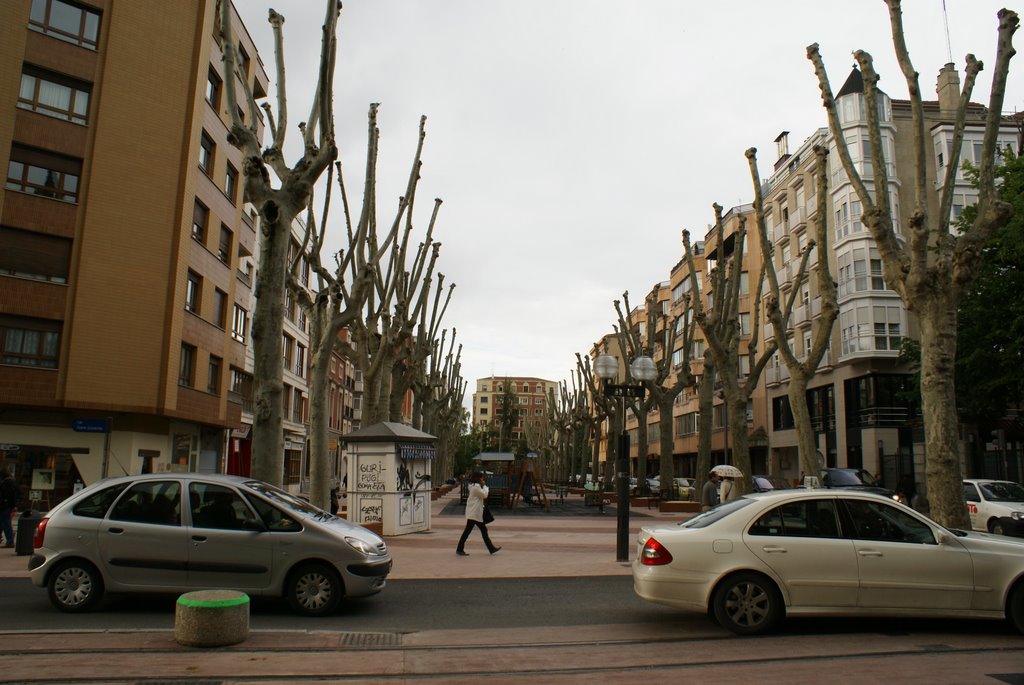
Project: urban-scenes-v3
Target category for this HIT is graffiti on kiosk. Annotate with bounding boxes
[357,459,386,492]
[360,497,383,523]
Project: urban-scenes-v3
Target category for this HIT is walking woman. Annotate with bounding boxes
[456,471,501,556]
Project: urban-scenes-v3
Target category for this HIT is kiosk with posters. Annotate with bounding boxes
[344,422,435,536]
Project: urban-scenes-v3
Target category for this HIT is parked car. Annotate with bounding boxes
[963,479,1024,537]
[820,467,900,501]
[28,473,391,615]
[633,489,1024,635]
[751,475,792,493]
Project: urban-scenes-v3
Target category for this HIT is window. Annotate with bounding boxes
[843,499,935,544]
[282,334,294,371]
[185,270,201,313]
[225,163,238,204]
[1,316,60,368]
[739,271,749,296]
[0,226,70,283]
[206,68,222,109]
[190,483,257,530]
[179,344,196,386]
[232,304,248,342]
[749,500,841,538]
[230,366,253,410]
[295,343,305,377]
[293,388,305,423]
[199,131,214,175]
[212,288,227,328]
[6,146,80,202]
[873,306,901,351]
[238,45,251,77]
[738,312,751,337]
[480,396,488,403]
[192,200,208,242]
[218,224,233,264]
[29,0,101,49]
[207,355,222,394]
[18,67,90,124]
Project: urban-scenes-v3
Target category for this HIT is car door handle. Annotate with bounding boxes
[858,549,883,557]
[108,527,124,534]
[191,535,208,543]
[761,546,787,553]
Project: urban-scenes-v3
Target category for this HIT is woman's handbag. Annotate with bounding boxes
[482,504,495,524]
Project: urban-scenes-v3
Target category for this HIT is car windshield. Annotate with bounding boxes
[679,497,756,528]
[980,481,1024,502]
[828,469,875,486]
[243,480,329,517]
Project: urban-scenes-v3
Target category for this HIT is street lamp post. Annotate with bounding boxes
[594,353,656,562]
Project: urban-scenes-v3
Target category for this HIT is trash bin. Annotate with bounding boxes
[15,510,41,556]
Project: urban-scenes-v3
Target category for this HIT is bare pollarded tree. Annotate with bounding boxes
[615,288,698,497]
[575,353,615,485]
[286,102,422,510]
[747,145,838,481]
[807,2,1017,526]
[336,117,447,428]
[682,205,777,495]
[219,1,341,485]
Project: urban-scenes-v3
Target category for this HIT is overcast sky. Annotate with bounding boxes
[234,1,1022,410]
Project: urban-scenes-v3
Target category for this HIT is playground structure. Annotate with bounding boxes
[463,452,548,511]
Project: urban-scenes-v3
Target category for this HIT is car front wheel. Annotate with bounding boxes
[989,519,1005,536]
[1008,583,1024,634]
[712,572,783,635]
[286,563,343,616]
[48,560,104,613]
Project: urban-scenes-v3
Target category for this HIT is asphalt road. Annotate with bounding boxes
[0,575,689,633]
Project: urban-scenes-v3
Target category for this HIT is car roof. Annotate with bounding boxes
[741,488,897,504]
[963,478,1017,485]
[92,472,255,487]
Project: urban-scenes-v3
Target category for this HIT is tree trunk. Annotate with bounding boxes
[634,407,649,489]
[696,358,716,485]
[250,208,293,485]
[787,372,820,482]
[919,302,969,528]
[729,395,751,495]
[657,396,676,490]
[305,315,332,510]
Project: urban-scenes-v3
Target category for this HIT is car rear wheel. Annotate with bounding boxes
[988,519,1005,536]
[286,563,343,616]
[48,560,104,613]
[1008,583,1024,634]
[712,572,783,635]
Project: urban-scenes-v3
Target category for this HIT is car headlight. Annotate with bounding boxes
[344,536,384,556]
[1010,511,1024,521]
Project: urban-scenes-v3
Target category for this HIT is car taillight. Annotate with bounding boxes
[32,517,48,549]
[640,537,673,566]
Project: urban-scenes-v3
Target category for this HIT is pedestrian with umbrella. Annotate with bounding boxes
[711,465,743,504]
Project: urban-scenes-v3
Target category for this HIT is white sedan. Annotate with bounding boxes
[633,489,1024,635]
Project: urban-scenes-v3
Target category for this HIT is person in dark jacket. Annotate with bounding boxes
[0,468,17,548]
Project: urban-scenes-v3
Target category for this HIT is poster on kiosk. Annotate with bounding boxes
[344,422,435,536]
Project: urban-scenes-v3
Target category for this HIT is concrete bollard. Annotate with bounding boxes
[174,590,250,647]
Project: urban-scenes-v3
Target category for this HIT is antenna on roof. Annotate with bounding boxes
[941,0,953,64]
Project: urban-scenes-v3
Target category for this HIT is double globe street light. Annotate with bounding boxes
[594,353,656,562]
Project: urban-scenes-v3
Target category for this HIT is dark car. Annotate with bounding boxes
[751,475,793,493]
[821,468,900,501]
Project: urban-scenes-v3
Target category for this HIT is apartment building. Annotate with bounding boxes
[759,66,1019,489]
[0,0,269,507]
[591,63,1018,491]
[472,375,557,448]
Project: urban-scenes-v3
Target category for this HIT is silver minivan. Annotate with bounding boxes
[28,473,391,615]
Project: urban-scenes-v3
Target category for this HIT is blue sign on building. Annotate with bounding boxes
[72,419,110,433]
